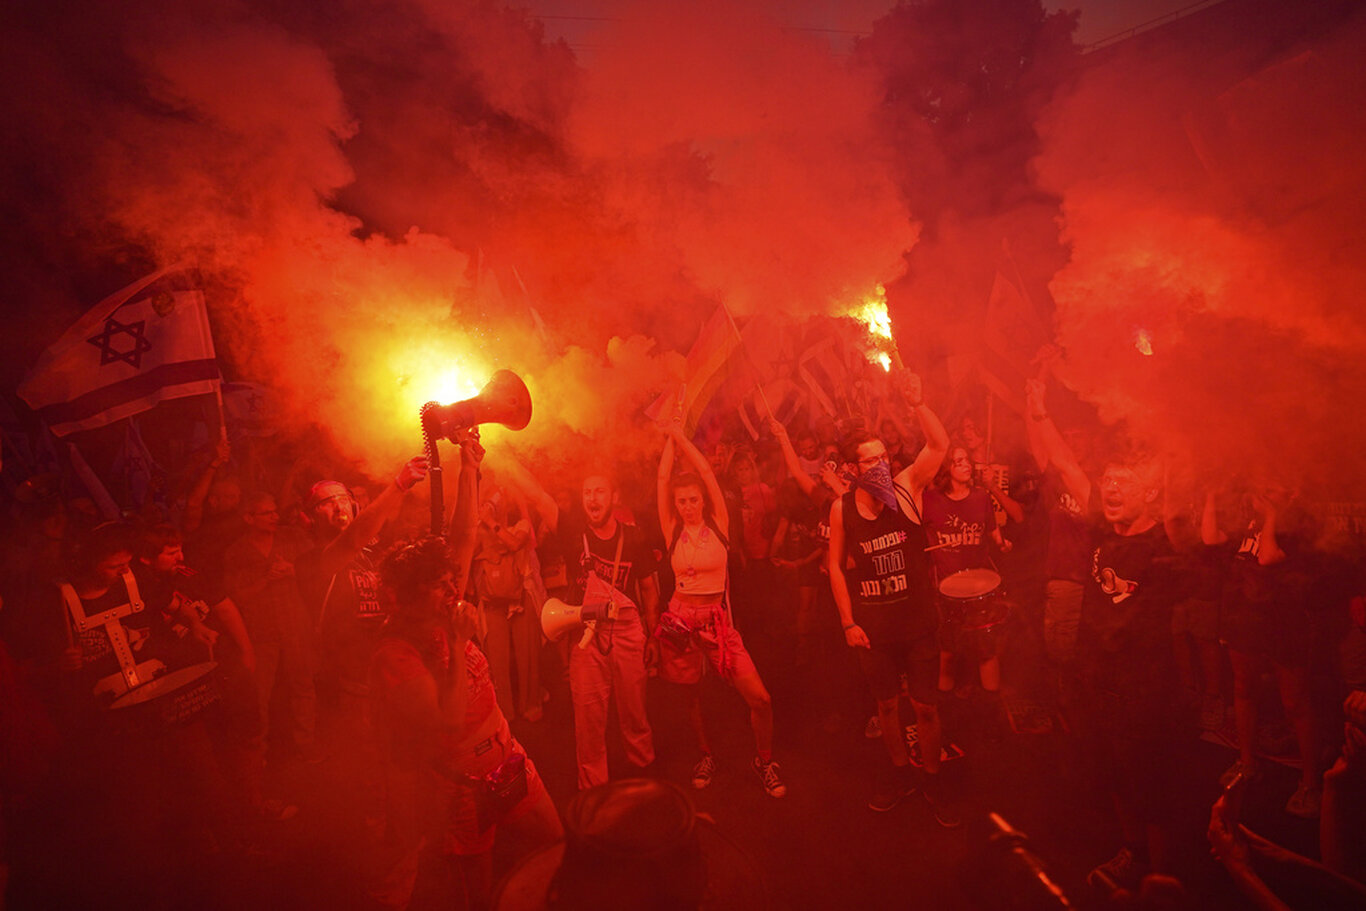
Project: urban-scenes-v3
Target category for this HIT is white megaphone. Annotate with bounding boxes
[541,597,618,650]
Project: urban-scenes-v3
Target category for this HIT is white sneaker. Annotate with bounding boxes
[1285,783,1322,819]
[691,754,716,789]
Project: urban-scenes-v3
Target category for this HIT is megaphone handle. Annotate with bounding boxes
[577,621,597,650]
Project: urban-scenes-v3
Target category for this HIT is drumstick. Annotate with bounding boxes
[923,541,954,552]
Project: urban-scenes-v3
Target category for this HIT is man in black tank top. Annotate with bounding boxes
[827,373,958,824]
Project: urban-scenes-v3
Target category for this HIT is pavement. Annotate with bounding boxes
[37,615,1327,911]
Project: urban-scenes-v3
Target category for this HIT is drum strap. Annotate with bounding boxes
[61,571,147,693]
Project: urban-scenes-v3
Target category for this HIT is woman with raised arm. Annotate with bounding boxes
[656,422,786,798]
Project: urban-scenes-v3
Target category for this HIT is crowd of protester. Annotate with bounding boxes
[1,361,1364,910]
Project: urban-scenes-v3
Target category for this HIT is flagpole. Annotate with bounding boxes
[717,300,776,419]
[64,439,122,521]
[985,389,995,463]
[213,383,228,444]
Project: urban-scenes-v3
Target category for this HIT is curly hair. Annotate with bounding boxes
[379,536,452,606]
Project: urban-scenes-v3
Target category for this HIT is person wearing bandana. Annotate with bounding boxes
[827,371,956,823]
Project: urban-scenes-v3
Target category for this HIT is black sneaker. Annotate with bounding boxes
[868,764,916,812]
[922,774,962,828]
[752,757,787,798]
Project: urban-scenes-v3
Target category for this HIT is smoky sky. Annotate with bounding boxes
[2,0,1364,496]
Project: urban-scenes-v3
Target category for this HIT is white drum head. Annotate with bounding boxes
[111,661,217,709]
[938,568,1002,599]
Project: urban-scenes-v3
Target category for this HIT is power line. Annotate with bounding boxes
[1082,0,1230,52]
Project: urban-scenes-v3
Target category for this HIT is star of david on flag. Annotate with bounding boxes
[18,266,221,436]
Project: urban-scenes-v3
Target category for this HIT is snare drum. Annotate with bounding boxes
[937,569,1011,658]
[109,661,221,733]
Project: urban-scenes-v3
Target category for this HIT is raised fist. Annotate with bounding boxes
[895,371,923,405]
[396,456,430,492]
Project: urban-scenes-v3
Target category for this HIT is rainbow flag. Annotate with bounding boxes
[645,306,740,434]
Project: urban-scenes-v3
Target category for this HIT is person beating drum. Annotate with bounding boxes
[922,446,1021,722]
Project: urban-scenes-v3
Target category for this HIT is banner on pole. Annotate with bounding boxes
[18,267,220,437]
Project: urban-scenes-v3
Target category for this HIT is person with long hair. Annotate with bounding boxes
[368,434,561,910]
[924,446,1015,701]
[372,537,562,910]
[655,422,785,798]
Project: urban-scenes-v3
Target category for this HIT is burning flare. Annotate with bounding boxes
[845,284,899,371]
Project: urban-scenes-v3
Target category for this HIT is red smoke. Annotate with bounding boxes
[0,0,918,475]
[3,0,1364,500]
[1036,4,1366,493]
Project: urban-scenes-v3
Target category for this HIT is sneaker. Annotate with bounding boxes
[1200,693,1225,731]
[752,757,787,798]
[865,714,882,739]
[868,764,916,812]
[1219,759,1258,789]
[1086,847,1144,892]
[691,754,716,789]
[1285,783,1322,819]
[921,774,961,828]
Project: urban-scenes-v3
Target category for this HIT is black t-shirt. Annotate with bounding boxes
[923,487,997,581]
[185,512,247,592]
[1223,510,1315,615]
[777,485,823,562]
[297,542,387,689]
[1043,472,1096,583]
[133,563,224,626]
[567,522,658,610]
[297,544,385,627]
[131,562,226,667]
[1082,522,1176,657]
[62,575,166,697]
[838,492,935,644]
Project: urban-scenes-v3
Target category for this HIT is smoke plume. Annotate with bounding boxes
[1035,3,1366,494]
[1,0,916,478]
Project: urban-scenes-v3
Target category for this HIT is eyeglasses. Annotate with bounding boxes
[857,454,888,468]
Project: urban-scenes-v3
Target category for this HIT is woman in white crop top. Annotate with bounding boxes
[655,421,786,798]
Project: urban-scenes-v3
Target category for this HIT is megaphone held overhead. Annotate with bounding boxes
[422,369,532,442]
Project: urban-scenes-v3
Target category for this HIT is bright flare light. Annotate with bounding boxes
[852,285,893,341]
[1135,328,1154,356]
[844,284,899,370]
[381,332,494,450]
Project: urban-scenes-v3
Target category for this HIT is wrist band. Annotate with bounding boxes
[1031,412,1049,422]
[842,623,856,631]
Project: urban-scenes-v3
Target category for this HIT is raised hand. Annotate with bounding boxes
[396,456,430,492]
[894,371,923,405]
